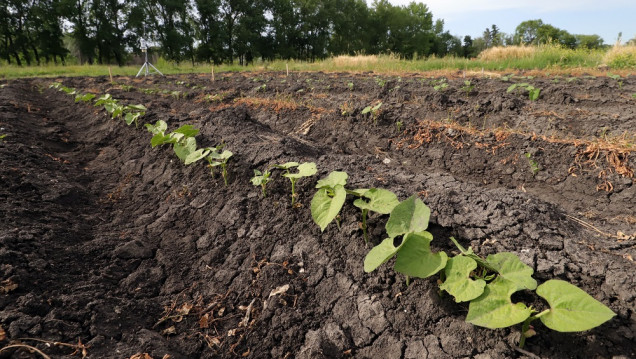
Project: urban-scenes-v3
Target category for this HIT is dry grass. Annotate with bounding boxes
[332,55,379,67]
[602,44,636,68]
[478,46,537,61]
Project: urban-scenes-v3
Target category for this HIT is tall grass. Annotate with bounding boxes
[0,45,630,79]
[603,44,636,68]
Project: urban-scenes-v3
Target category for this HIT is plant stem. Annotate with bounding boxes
[261,184,267,198]
[450,237,498,272]
[362,209,369,244]
[406,275,411,286]
[518,310,548,349]
[290,179,296,205]
[222,165,228,186]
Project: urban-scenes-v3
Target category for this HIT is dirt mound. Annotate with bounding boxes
[0,73,634,358]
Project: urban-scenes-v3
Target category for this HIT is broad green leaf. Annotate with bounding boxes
[353,188,399,215]
[210,149,233,161]
[486,253,537,290]
[536,280,616,332]
[311,185,346,232]
[173,124,199,138]
[275,162,299,170]
[146,120,167,135]
[315,171,348,189]
[385,196,430,238]
[506,84,518,93]
[174,137,197,162]
[151,134,172,147]
[283,162,317,179]
[251,170,270,186]
[440,256,486,302]
[347,188,368,197]
[124,112,135,126]
[364,236,407,272]
[529,89,541,101]
[125,104,147,112]
[394,231,447,279]
[110,105,124,119]
[466,278,532,329]
[185,148,211,165]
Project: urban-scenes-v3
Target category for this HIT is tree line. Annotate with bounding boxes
[1,0,612,67]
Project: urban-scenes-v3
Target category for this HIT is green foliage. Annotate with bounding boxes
[353,188,400,243]
[75,93,96,103]
[185,144,233,186]
[281,162,317,205]
[535,280,616,332]
[432,78,449,91]
[311,171,349,232]
[123,104,147,127]
[507,83,541,101]
[145,121,200,163]
[460,80,474,95]
[607,73,623,88]
[0,134,6,143]
[251,169,272,197]
[357,191,615,348]
[361,102,383,125]
[525,152,540,176]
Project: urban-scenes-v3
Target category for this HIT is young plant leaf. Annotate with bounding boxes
[440,255,486,302]
[173,125,199,138]
[466,278,532,329]
[173,137,197,162]
[315,171,348,189]
[150,134,172,147]
[353,188,399,214]
[385,196,430,238]
[311,185,346,232]
[394,231,447,279]
[282,162,317,179]
[275,162,299,170]
[486,253,537,290]
[364,236,407,272]
[146,120,167,135]
[185,148,211,165]
[536,280,616,332]
[125,104,147,112]
[347,188,369,197]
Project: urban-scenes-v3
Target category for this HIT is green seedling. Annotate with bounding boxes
[186,145,233,185]
[49,82,62,89]
[120,84,134,92]
[60,86,77,95]
[375,77,386,87]
[75,93,96,103]
[347,82,354,91]
[632,93,636,99]
[507,83,541,101]
[430,78,448,91]
[364,196,447,279]
[353,188,399,244]
[396,120,403,132]
[0,134,6,143]
[209,150,233,186]
[146,120,199,162]
[362,195,615,349]
[461,80,475,95]
[525,152,540,176]
[280,162,317,205]
[123,104,147,127]
[361,102,382,125]
[607,73,623,88]
[251,169,272,197]
[311,171,349,231]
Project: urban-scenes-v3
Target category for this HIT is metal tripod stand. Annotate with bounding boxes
[136,45,163,77]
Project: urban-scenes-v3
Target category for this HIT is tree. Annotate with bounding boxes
[576,34,605,49]
[514,19,544,45]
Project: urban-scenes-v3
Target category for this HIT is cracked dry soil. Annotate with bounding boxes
[0,72,634,358]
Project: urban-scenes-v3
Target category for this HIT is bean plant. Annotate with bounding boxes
[145,120,199,163]
[277,162,317,205]
[507,83,541,101]
[361,102,382,125]
[362,196,615,348]
[251,169,272,197]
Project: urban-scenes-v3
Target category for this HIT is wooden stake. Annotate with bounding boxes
[108,66,113,83]
[286,63,289,77]
[211,66,215,81]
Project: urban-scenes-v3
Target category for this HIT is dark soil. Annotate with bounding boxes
[0,72,634,359]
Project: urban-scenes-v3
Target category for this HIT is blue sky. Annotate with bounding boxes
[372,0,636,45]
